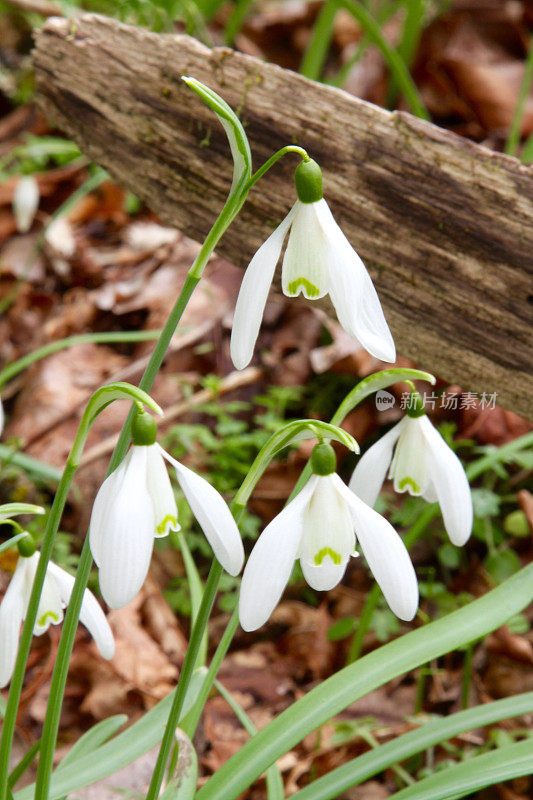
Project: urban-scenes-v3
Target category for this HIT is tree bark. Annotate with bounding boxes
[33,14,532,417]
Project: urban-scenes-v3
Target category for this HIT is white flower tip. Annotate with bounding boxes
[230,338,251,371]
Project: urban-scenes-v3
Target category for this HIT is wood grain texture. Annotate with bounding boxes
[33,14,532,417]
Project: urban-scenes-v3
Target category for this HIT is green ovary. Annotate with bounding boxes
[287,277,320,298]
[398,476,421,493]
[38,611,60,628]
[314,547,342,566]
[156,515,178,536]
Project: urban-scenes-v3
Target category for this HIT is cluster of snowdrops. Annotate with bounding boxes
[0,77,473,799]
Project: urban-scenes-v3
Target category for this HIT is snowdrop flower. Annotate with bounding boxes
[349,393,473,546]
[13,175,39,233]
[231,159,395,370]
[239,443,418,631]
[0,548,114,687]
[90,410,244,609]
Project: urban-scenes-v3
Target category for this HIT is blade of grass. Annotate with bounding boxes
[505,34,533,156]
[288,692,533,800]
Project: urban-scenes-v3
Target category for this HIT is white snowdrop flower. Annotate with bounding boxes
[231,159,395,370]
[349,395,473,547]
[0,550,114,687]
[89,410,244,609]
[239,443,418,632]
[13,175,39,233]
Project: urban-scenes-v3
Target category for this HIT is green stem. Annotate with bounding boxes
[414,664,428,714]
[0,386,157,800]
[386,0,425,108]
[145,561,223,800]
[182,607,240,740]
[0,463,76,800]
[244,146,309,193]
[32,272,199,800]
[0,331,161,389]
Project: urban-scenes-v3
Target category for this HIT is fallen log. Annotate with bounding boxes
[33,14,532,417]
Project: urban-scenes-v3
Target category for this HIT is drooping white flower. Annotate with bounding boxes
[231,159,395,370]
[349,410,473,547]
[89,413,244,609]
[239,444,418,632]
[13,175,39,233]
[0,552,114,687]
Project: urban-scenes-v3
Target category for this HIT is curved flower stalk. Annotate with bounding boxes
[349,392,473,546]
[90,410,244,609]
[239,443,418,632]
[0,548,114,687]
[231,158,396,370]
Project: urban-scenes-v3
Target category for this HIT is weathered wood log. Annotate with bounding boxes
[33,14,532,417]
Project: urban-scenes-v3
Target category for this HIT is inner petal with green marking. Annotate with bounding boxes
[156,514,179,537]
[38,610,60,628]
[389,418,428,497]
[398,476,421,493]
[287,277,320,298]
[314,546,342,566]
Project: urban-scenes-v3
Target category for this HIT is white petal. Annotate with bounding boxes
[230,205,296,370]
[89,455,131,568]
[299,475,355,567]
[349,421,403,507]
[145,444,179,537]
[300,558,349,591]
[47,562,115,660]
[13,175,39,233]
[33,571,64,635]
[281,201,329,299]
[163,448,244,577]
[334,475,418,621]
[389,417,430,497]
[96,447,155,609]
[418,416,473,546]
[0,557,28,687]
[315,200,396,362]
[239,477,317,631]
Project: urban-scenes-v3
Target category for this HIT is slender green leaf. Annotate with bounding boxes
[0,447,63,484]
[289,692,533,800]
[389,737,533,800]
[0,504,45,522]
[182,77,252,196]
[56,715,127,773]
[196,564,533,800]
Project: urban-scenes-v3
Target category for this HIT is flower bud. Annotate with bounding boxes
[311,442,336,475]
[294,159,323,204]
[406,391,426,418]
[13,175,39,233]
[131,409,157,446]
[17,531,37,558]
